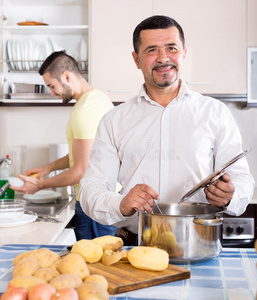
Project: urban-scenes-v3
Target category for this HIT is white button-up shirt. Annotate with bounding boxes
[80,81,255,234]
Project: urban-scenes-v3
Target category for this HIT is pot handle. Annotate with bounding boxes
[193,217,223,226]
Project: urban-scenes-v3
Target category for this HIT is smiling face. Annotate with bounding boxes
[43,72,73,104]
[132,26,187,91]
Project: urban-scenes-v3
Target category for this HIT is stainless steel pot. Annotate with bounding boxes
[138,202,226,264]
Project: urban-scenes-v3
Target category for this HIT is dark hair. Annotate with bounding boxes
[38,50,81,81]
[133,15,185,53]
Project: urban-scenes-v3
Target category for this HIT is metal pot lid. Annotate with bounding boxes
[178,149,251,205]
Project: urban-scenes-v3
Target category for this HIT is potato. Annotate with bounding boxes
[158,231,177,249]
[127,246,169,271]
[142,228,151,245]
[77,282,109,300]
[51,287,79,300]
[9,275,47,290]
[57,253,90,280]
[28,283,56,300]
[71,240,103,263]
[85,275,108,290]
[92,235,123,251]
[101,249,127,266]
[13,257,40,278]
[33,267,60,282]
[50,274,82,291]
[48,258,62,271]
[13,248,61,268]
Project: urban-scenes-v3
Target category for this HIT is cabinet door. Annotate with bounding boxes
[1,0,88,104]
[247,0,257,46]
[154,0,247,95]
[90,0,153,102]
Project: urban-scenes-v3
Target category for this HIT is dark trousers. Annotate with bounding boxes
[74,201,117,240]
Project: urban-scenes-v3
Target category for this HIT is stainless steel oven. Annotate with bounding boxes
[222,204,255,248]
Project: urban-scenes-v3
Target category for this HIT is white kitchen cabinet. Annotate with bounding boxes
[154,0,247,95]
[90,0,152,102]
[0,0,89,105]
[247,0,257,46]
[90,0,248,100]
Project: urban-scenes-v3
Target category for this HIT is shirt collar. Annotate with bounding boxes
[137,79,191,105]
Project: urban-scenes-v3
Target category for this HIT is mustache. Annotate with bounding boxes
[152,63,177,71]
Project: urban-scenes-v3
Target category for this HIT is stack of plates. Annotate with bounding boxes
[6,37,64,71]
[23,189,62,204]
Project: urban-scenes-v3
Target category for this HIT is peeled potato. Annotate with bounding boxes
[85,275,108,291]
[33,267,60,282]
[9,275,47,290]
[102,249,127,266]
[71,239,103,263]
[13,248,60,268]
[127,246,169,271]
[50,274,82,291]
[13,257,40,278]
[92,235,123,251]
[57,253,90,280]
[77,282,109,300]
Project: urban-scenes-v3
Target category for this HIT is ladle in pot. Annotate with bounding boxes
[178,149,251,205]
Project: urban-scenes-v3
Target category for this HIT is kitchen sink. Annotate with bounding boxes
[24,197,75,217]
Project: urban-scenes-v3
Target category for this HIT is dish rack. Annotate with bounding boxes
[6,60,88,73]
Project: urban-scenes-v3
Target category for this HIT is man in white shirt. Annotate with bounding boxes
[79,15,255,244]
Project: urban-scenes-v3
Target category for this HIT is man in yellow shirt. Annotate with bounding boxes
[11,51,116,239]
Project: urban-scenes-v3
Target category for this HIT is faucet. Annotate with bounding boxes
[0,156,12,166]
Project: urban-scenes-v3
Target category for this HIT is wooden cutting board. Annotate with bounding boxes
[87,262,190,295]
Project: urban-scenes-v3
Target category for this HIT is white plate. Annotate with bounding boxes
[32,44,40,68]
[51,40,63,52]
[7,40,15,70]
[7,177,24,187]
[80,39,87,71]
[29,39,35,69]
[16,41,22,70]
[23,190,62,204]
[45,37,54,58]
[12,40,17,69]
[24,41,30,70]
[0,214,37,227]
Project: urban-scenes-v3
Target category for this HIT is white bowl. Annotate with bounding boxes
[0,200,26,223]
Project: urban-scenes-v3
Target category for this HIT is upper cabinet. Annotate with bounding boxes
[90,0,249,101]
[0,0,89,104]
[154,0,247,95]
[247,0,257,47]
[90,0,152,102]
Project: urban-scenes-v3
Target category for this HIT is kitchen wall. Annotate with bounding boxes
[1,101,257,186]
[0,106,71,173]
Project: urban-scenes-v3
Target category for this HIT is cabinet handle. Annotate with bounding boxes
[2,14,7,23]
[186,81,212,85]
[107,90,133,93]
[1,76,7,85]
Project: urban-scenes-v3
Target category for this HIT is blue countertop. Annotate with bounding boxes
[0,244,256,299]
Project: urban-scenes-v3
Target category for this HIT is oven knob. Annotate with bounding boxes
[236,226,244,234]
[226,226,234,234]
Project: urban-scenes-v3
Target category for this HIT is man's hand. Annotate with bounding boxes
[10,174,42,194]
[204,173,235,207]
[24,166,50,179]
[120,184,160,216]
